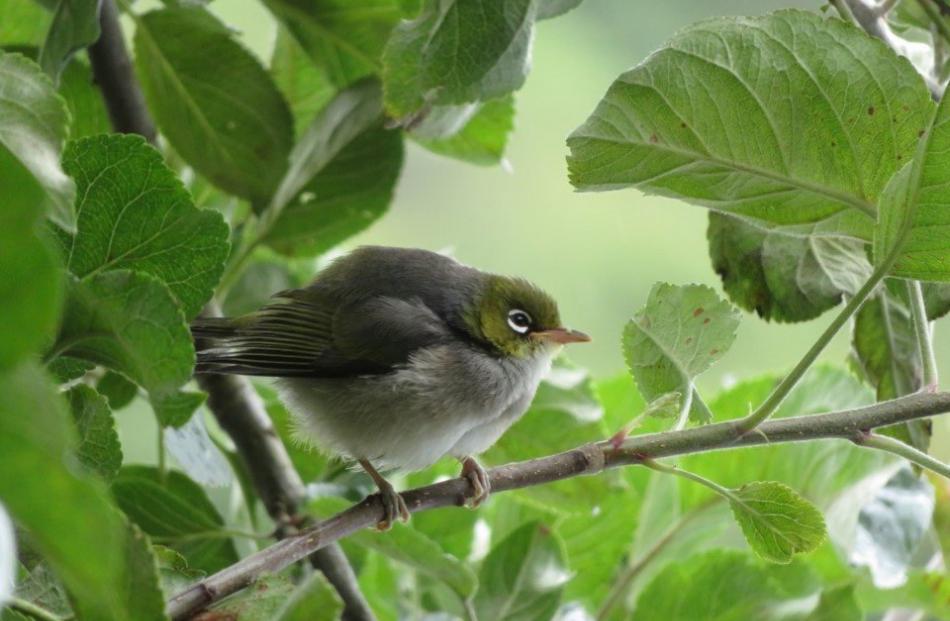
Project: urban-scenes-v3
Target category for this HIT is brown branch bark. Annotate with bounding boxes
[166,391,950,619]
[84,4,374,619]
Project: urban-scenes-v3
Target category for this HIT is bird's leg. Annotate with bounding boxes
[358,458,410,530]
[459,456,491,508]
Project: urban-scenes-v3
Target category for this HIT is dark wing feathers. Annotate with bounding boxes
[193,289,452,378]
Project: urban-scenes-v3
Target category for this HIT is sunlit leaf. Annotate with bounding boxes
[729,481,826,563]
[57,57,110,139]
[276,572,343,621]
[270,27,335,137]
[568,10,931,234]
[805,584,862,621]
[0,145,62,370]
[415,95,516,165]
[623,283,739,424]
[0,51,75,231]
[874,86,950,280]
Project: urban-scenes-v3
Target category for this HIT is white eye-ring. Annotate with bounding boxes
[507,309,532,334]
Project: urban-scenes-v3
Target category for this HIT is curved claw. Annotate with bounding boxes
[460,456,491,508]
[375,480,410,531]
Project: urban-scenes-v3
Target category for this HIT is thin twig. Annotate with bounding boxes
[907,281,940,391]
[166,391,950,619]
[858,432,950,478]
[85,5,374,619]
[5,598,64,621]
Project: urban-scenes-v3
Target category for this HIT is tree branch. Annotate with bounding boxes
[84,5,373,619]
[166,391,950,619]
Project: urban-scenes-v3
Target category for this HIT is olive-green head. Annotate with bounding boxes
[469,275,590,358]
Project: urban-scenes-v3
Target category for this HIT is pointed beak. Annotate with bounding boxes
[532,328,591,344]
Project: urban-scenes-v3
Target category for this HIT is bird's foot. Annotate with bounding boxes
[374,479,410,531]
[460,456,491,508]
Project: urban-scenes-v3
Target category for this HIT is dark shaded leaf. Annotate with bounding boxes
[264,0,401,88]
[111,466,239,573]
[475,521,567,621]
[708,212,869,322]
[38,0,100,81]
[134,7,293,205]
[67,384,122,480]
[97,370,138,410]
[382,0,534,117]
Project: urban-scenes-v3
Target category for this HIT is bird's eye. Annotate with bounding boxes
[507,309,532,334]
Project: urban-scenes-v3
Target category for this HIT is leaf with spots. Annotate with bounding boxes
[61,134,229,319]
[568,10,932,235]
[623,283,740,424]
[728,481,826,563]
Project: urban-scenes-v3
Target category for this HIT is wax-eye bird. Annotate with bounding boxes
[192,246,589,528]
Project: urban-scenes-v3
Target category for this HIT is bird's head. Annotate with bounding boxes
[468,275,590,359]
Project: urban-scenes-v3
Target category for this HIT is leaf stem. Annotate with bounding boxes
[736,261,889,432]
[5,598,64,621]
[642,458,737,503]
[858,432,950,479]
[907,280,939,390]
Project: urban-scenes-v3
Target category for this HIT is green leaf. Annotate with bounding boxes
[47,355,92,383]
[415,95,516,165]
[851,282,929,450]
[276,572,344,621]
[38,0,100,82]
[874,83,950,280]
[52,271,200,427]
[97,370,139,410]
[66,385,122,480]
[537,0,583,19]
[475,521,567,621]
[708,212,870,322]
[153,545,204,598]
[61,134,230,319]
[633,549,814,620]
[262,79,403,257]
[923,282,950,319]
[623,283,739,424]
[0,51,75,231]
[0,0,52,46]
[270,27,335,137]
[119,521,169,621]
[0,145,63,369]
[134,7,293,205]
[311,497,476,600]
[382,0,535,117]
[57,57,111,139]
[805,584,862,621]
[111,465,239,573]
[567,10,931,233]
[0,362,127,619]
[728,481,826,563]
[264,0,401,88]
